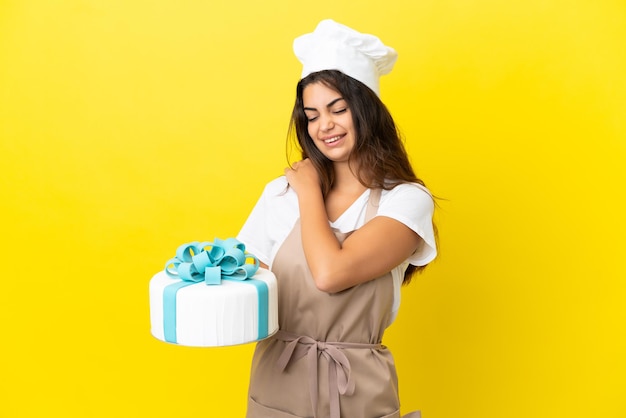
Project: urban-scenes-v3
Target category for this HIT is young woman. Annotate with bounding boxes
[238,20,437,418]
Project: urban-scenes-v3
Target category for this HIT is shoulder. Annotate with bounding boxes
[261,175,290,195]
[377,182,437,265]
[260,176,298,208]
[380,183,434,211]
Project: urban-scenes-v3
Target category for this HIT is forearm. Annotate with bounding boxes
[297,188,345,291]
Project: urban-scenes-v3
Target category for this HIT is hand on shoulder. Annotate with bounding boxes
[284,159,321,196]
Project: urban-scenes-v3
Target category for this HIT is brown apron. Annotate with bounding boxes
[247,189,421,418]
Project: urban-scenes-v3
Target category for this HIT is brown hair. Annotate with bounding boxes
[288,70,434,283]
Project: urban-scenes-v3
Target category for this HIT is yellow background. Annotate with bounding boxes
[1,1,624,417]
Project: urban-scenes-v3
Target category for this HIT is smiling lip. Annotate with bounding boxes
[322,134,345,145]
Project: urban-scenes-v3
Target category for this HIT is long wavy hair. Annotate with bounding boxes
[288,70,435,284]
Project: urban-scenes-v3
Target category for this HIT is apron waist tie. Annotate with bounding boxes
[274,330,383,418]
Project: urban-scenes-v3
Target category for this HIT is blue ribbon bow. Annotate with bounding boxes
[164,238,259,285]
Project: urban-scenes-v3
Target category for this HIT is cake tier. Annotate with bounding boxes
[150,268,278,347]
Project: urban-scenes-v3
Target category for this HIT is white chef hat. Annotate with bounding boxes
[293,19,398,96]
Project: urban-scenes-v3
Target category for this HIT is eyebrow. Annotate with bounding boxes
[303,97,345,112]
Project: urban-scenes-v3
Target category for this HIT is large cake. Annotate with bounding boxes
[149,239,278,347]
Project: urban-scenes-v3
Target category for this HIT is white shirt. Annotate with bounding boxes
[238,176,437,323]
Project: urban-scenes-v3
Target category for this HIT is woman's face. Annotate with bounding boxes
[302,82,356,163]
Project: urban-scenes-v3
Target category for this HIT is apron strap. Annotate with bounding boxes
[364,188,382,223]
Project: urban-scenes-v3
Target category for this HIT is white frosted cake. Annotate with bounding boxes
[149,240,278,347]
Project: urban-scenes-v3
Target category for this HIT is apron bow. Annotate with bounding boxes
[275,330,382,418]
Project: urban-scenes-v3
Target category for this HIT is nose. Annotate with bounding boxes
[320,114,334,132]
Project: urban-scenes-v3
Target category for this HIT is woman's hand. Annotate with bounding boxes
[284,159,320,195]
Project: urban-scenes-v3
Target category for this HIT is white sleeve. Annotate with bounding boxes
[377,183,437,266]
[237,183,275,266]
[237,176,296,267]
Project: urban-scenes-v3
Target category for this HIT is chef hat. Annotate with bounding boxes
[293,19,398,95]
[293,19,398,96]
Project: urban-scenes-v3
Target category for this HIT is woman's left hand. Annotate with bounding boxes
[284,159,321,195]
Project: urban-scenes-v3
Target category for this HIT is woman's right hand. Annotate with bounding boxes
[284,158,321,196]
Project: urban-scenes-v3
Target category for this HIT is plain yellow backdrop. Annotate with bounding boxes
[1,1,625,417]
